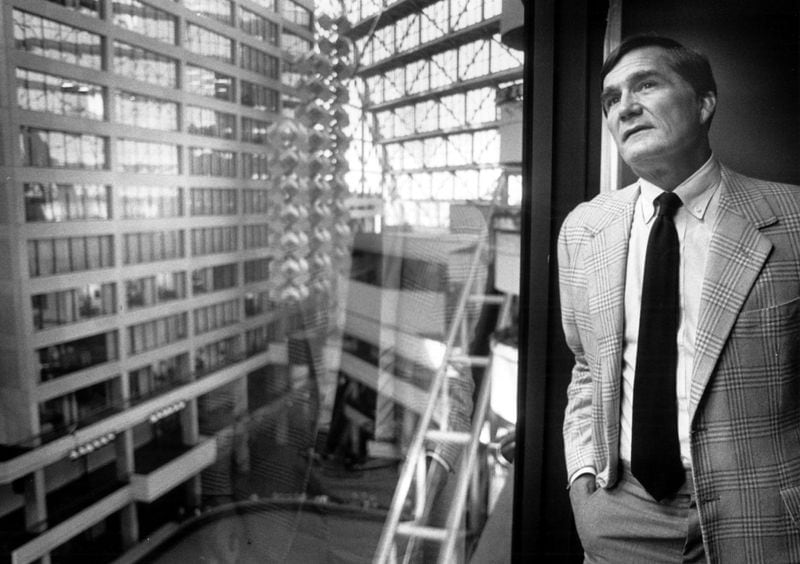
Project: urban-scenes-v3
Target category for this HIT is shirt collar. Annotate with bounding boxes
[637,155,722,224]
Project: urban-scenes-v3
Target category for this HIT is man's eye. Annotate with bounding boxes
[603,96,620,111]
[638,81,655,91]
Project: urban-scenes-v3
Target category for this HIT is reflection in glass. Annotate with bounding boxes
[114,91,178,131]
[116,139,180,174]
[119,186,183,218]
[186,106,236,139]
[24,182,111,222]
[185,65,235,101]
[22,127,108,168]
[13,10,103,69]
[112,0,176,43]
[16,68,105,120]
[113,40,178,87]
[185,23,233,63]
[185,0,233,24]
[238,6,279,44]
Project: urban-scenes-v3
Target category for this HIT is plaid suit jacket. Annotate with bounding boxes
[558,166,800,563]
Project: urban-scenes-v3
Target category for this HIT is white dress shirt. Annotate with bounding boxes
[619,156,722,468]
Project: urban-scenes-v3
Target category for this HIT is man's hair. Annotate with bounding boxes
[600,35,717,99]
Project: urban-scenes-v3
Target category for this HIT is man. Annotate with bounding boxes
[558,35,800,563]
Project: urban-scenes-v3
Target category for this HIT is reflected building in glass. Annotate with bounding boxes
[0,0,313,561]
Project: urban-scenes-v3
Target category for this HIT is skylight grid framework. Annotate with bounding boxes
[347,0,522,228]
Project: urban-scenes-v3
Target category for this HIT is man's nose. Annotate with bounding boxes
[617,91,642,120]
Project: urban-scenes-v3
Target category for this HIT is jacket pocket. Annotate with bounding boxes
[780,484,800,530]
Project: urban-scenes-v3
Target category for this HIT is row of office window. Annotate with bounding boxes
[393,167,503,202]
[375,87,499,139]
[34,302,277,385]
[356,0,502,66]
[20,127,283,177]
[13,9,285,96]
[17,67,277,138]
[31,265,273,331]
[16,68,278,143]
[23,183,273,222]
[384,129,500,170]
[38,0,308,44]
[364,36,523,105]
[36,316,277,386]
[194,299,240,335]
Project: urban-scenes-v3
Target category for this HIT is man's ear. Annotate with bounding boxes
[699,91,717,126]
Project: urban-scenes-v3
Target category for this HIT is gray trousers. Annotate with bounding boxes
[573,464,705,564]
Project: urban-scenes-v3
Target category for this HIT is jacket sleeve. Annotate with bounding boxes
[557,212,596,480]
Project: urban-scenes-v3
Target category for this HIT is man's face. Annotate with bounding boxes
[601,47,714,171]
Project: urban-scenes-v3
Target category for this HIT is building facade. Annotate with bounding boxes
[0,0,313,561]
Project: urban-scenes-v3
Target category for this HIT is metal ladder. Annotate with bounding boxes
[373,197,514,564]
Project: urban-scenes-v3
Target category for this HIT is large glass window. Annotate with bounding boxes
[128,313,188,356]
[241,117,270,144]
[243,290,271,318]
[185,65,235,102]
[188,147,236,177]
[194,299,239,335]
[191,263,237,294]
[281,31,313,54]
[243,257,270,283]
[247,0,277,12]
[185,0,233,25]
[42,0,101,17]
[114,91,178,131]
[116,139,180,174]
[32,283,116,330]
[38,332,118,381]
[112,0,176,44]
[119,186,183,218]
[282,0,312,28]
[242,223,270,249]
[125,271,186,309]
[190,226,238,255]
[238,7,279,44]
[123,230,184,264]
[186,106,236,139]
[20,127,107,169]
[28,235,113,277]
[239,45,279,79]
[13,10,102,69]
[24,183,110,222]
[190,188,237,215]
[16,68,104,120]
[240,81,279,112]
[241,152,269,179]
[185,23,233,63]
[113,41,177,87]
[128,352,189,401]
[242,188,269,214]
[195,335,239,374]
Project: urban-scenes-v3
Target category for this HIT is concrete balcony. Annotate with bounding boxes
[131,436,217,503]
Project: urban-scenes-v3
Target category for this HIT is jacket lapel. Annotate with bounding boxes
[585,187,637,459]
[689,169,776,421]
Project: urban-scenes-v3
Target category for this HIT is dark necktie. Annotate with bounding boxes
[631,191,685,501]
